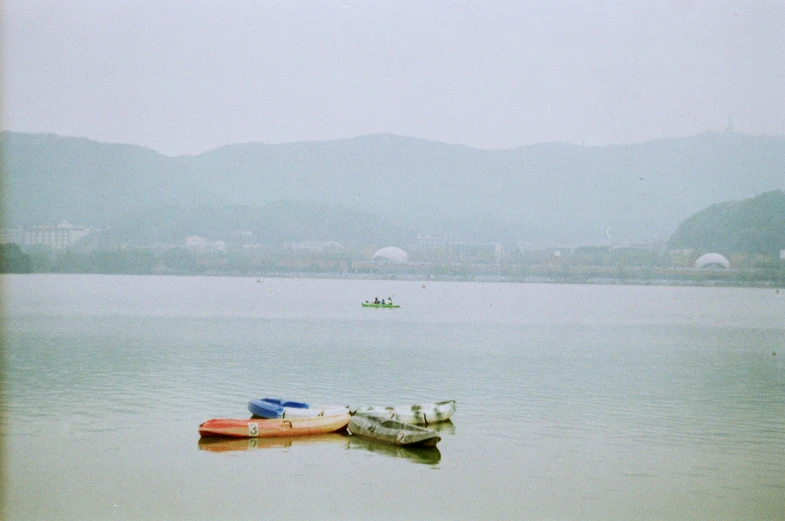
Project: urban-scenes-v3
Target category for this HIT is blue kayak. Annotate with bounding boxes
[248,398,309,419]
[248,398,350,419]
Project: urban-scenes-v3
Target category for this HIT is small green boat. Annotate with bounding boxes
[348,414,441,447]
[362,302,400,308]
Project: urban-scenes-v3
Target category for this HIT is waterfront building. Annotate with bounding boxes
[0,222,93,249]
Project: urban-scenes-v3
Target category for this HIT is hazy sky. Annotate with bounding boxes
[3,0,784,156]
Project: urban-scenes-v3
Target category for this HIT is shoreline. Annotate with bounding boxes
[5,270,782,289]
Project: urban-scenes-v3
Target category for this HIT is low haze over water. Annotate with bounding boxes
[3,275,784,520]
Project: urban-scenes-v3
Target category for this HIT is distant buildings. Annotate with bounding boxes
[416,234,448,252]
[0,222,94,249]
[373,246,408,263]
[287,241,344,252]
[694,253,731,269]
[449,242,505,264]
[415,235,505,263]
[185,235,226,252]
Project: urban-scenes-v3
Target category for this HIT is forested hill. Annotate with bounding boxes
[3,130,784,245]
[667,190,785,257]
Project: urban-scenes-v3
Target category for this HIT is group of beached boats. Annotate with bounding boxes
[199,398,456,448]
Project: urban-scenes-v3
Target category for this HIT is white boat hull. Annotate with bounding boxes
[351,400,456,425]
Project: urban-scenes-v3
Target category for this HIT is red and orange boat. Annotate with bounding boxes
[199,412,350,438]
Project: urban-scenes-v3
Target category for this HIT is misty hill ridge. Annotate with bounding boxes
[3,130,784,245]
[667,190,785,257]
[111,201,415,248]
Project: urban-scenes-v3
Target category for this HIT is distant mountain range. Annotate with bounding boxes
[3,130,784,246]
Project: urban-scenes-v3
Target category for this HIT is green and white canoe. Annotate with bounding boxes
[361,302,400,308]
[348,414,441,447]
[351,400,456,425]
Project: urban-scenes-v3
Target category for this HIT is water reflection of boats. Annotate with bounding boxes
[198,432,349,453]
[427,419,455,435]
[347,435,441,465]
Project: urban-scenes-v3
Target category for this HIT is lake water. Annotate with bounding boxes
[2,274,784,520]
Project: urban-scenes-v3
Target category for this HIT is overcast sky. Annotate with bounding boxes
[2,0,784,156]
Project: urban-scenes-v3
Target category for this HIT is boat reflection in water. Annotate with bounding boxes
[345,419,452,464]
[346,435,441,465]
[426,419,455,435]
[198,433,440,465]
[198,420,453,465]
[198,432,349,453]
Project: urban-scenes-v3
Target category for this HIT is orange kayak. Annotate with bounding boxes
[199,412,350,438]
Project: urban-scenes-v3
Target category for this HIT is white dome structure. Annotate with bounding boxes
[373,246,408,263]
[694,253,730,269]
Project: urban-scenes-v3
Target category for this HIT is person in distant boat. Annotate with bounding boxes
[382,299,386,305]
[374,297,380,304]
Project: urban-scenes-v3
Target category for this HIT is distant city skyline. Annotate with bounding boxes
[3,1,784,156]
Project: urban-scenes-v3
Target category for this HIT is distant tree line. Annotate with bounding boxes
[4,241,781,288]
[3,189,784,286]
[0,243,33,273]
[13,246,362,276]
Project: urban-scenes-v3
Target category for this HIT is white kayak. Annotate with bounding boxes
[279,405,350,418]
[351,400,456,425]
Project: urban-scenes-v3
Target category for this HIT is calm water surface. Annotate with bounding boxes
[3,274,784,520]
